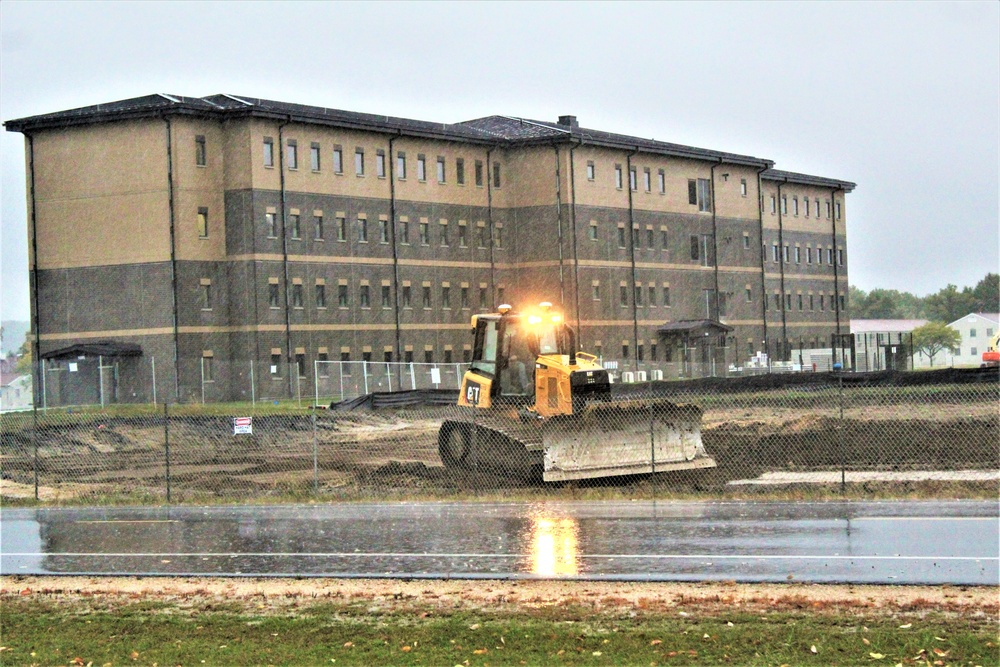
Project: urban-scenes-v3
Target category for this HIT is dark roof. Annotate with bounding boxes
[762,168,856,192]
[657,320,734,336]
[41,341,143,360]
[5,94,777,167]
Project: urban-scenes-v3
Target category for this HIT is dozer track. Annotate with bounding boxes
[438,398,715,483]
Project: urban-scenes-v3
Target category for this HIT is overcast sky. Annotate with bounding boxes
[1,1,997,324]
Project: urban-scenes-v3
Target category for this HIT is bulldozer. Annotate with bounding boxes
[438,302,716,482]
[982,332,1000,367]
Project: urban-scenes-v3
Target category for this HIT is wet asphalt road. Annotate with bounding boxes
[1,501,996,584]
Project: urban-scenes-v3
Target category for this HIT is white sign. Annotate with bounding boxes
[430,367,441,385]
[68,362,78,372]
[233,417,253,435]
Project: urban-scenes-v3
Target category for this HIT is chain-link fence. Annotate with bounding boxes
[2,368,996,504]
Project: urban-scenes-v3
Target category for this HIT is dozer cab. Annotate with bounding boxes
[438,302,716,482]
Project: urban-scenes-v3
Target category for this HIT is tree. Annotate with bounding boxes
[14,332,32,375]
[911,322,961,367]
[971,273,999,314]
[921,284,975,324]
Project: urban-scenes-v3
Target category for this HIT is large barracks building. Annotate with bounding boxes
[6,94,854,403]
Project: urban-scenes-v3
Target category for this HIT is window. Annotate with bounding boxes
[197,207,208,238]
[382,285,391,308]
[804,198,810,217]
[495,226,503,248]
[310,143,321,171]
[286,140,298,169]
[836,202,842,219]
[479,286,487,309]
[588,224,598,241]
[971,347,978,356]
[340,351,350,364]
[419,222,429,245]
[400,220,410,244]
[615,165,623,189]
[794,247,801,264]
[271,354,281,375]
[442,286,450,308]
[650,343,657,361]
[792,197,799,216]
[688,179,697,205]
[658,169,665,194]
[837,249,844,265]
[436,156,446,183]
[637,344,644,362]
[632,226,640,248]
[314,215,324,240]
[689,235,699,261]
[318,352,329,376]
[797,294,803,311]
[809,295,814,310]
[477,225,487,248]
[827,248,834,264]
[292,283,303,308]
[440,223,450,246]
[782,245,789,263]
[201,282,211,309]
[376,150,386,178]
[380,219,390,244]
[646,228,654,247]
[456,158,465,184]
[816,249,823,265]
[475,160,484,186]
[622,344,629,359]
[781,195,787,215]
[357,218,368,243]
[774,294,781,310]
[422,285,431,309]
[493,162,501,188]
[360,285,370,308]
[336,216,347,242]
[338,284,349,307]
[988,328,995,337]
[647,285,656,306]
[268,283,280,308]
[195,135,206,166]
[772,244,779,262]
[661,229,668,248]
[740,178,747,196]
[620,285,629,307]
[263,137,274,167]
[355,148,364,175]
[629,166,637,191]
[839,294,845,310]
[404,350,413,363]
[697,178,711,212]
[826,201,831,218]
[592,283,600,300]
[743,235,750,249]
[444,349,452,363]
[402,285,411,308]
[587,161,595,180]
[289,213,300,239]
[458,224,467,247]
[396,152,406,179]
[746,287,752,302]
[316,284,326,308]
[770,195,776,213]
[819,295,825,311]
[461,286,469,308]
[617,226,626,248]
[417,155,426,181]
[497,287,505,306]
[643,168,651,192]
[333,147,343,173]
[634,284,642,306]
[785,293,792,310]
[424,350,433,364]
[806,247,812,264]
[266,212,277,238]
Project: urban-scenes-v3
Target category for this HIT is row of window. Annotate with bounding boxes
[769,244,844,266]
[260,281,506,312]
[765,293,847,313]
[263,212,503,248]
[767,194,842,221]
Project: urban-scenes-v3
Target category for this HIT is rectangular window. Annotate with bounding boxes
[404,351,413,363]
[336,216,347,242]
[809,295,815,310]
[690,235,700,261]
[436,156,446,183]
[493,162,501,188]
[292,283,303,308]
[740,178,747,197]
[804,198,810,217]
[440,223,450,246]
[396,152,406,179]
[422,285,431,308]
[826,201,831,218]
[201,282,211,309]
[661,229,668,247]
[647,285,656,306]
[770,195,776,213]
[400,220,410,244]
[794,247,801,264]
[792,197,799,216]
[496,287,505,306]
[827,248,834,264]
[314,215,323,240]
[195,135,206,166]
[310,143,321,171]
[629,167,637,191]
[781,195,788,215]
[588,224,598,241]
[495,226,503,248]
[286,140,298,169]
[456,158,465,184]
[295,354,306,378]
[376,150,386,178]
[271,354,281,375]
[587,161,595,180]
[836,202,842,219]
[461,286,469,308]
[646,228,654,247]
[643,168,651,192]
[785,293,792,310]
[417,155,426,181]
[263,137,274,167]
[442,286,450,308]
[381,285,391,308]
[360,285,370,308]
[592,284,600,300]
[746,287,752,302]
[772,243,779,262]
[475,160,484,186]
[782,245,789,263]
[380,219,390,244]
[618,226,626,248]
[402,285,411,308]
[837,249,844,265]
[632,226,640,248]
[358,218,368,243]
[338,284,349,307]
[355,149,364,175]
[658,169,665,194]
[458,224,468,247]
[289,213,300,239]
[743,235,750,249]
[419,222,430,245]
[620,285,629,307]
[820,295,825,311]
[697,178,711,212]
[797,294,803,311]
[315,284,326,308]
[634,284,642,306]
[333,147,343,173]
[268,283,280,308]
[688,179,698,205]
[266,212,277,238]
[615,165,624,189]
[479,286,487,309]
[197,207,208,238]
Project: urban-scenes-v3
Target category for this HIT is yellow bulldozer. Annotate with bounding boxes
[438,302,716,482]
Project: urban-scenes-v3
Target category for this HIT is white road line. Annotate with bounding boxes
[2,553,996,561]
[851,517,998,521]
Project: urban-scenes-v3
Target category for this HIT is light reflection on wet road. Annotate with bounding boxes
[1,501,996,584]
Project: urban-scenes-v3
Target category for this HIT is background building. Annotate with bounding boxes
[948,313,999,367]
[5,95,855,404]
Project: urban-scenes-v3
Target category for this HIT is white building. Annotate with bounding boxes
[0,373,33,412]
[850,319,929,370]
[947,313,999,367]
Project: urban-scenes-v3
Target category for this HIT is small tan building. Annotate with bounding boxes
[5,95,854,403]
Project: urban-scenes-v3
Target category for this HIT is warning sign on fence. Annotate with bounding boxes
[233,417,253,435]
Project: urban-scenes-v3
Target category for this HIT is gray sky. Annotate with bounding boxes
[2,1,998,324]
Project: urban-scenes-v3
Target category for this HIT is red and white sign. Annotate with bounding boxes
[233,417,253,435]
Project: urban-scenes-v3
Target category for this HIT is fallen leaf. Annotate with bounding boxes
[592,651,602,656]
[557,650,565,655]
[869,653,885,659]
[131,650,140,659]
[343,642,353,648]
[473,648,488,655]
[727,622,734,627]
[401,646,411,652]
[898,623,911,629]
[650,640,662,646]
[703,634,710,639]
[810,645,818,653]
[469,624,480,630]
[932,648,949,657]
[934,636,946,641]
[862,638,871,645]
[71,659,85,666]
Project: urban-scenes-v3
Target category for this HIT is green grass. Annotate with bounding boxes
[1,597,994,666]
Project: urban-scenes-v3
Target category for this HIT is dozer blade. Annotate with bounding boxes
[541,400,715,482]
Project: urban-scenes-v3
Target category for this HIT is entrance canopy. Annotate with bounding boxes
[41,341,143,360]
[656,320,733,340]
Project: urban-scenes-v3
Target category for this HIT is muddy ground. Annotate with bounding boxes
[1,398,997,502]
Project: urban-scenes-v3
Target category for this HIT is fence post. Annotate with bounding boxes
[836,366,845,493]
[164,402,171,503]
[312,411,319,494]
[32,405,39,501]
[250,359,256,408]
[151,356,157,405]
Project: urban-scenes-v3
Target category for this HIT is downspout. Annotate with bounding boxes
[626,149,640,368]
[278,117,293,397]
[755,166,770,359]
[776,179,789,361]
[388,132,402,361]
[553,144,565,306]
[486,148,497,307]
[830,187,844,357]
[710,160,723,323]
[568,139,582,340]
[162,117,180,402]
[26,133,43,407]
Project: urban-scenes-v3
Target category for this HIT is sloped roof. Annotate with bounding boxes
[763,168,856,192]
[40,341,143,360]
[657,319,734,336]
[947,312,1000,326]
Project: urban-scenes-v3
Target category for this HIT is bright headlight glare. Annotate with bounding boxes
[528,315,542,325]
[551,314,562,323]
